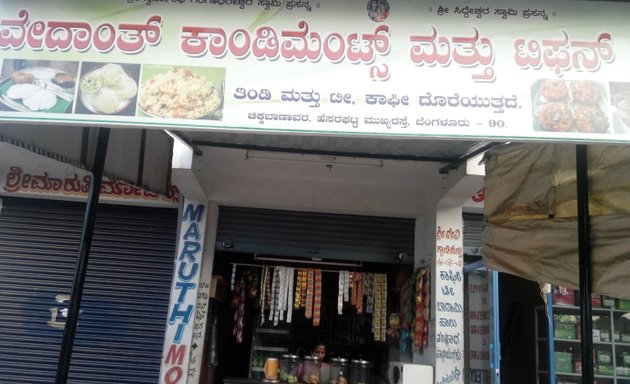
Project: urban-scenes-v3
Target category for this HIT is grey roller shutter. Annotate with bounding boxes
[0,197,177,384]
[463,213,483,255]
[216,206,414,264]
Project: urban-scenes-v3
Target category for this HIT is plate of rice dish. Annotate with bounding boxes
[138,67,223,120]
[79,63,138,115]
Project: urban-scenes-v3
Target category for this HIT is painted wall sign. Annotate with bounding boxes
[2,165,179,203]
[467,271,491,384]
[435,208,465,384]
[160,199,207,384]
[0,1,629,143]
[0,143,179,205]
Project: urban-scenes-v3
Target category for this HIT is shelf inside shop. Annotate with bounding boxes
[252,346,289,352]
[552,304,613,313]
[555,372,616,379]
[255,328,290,334]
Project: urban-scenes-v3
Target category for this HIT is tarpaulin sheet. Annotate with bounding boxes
[482,143,630,300]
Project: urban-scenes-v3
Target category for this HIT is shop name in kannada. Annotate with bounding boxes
[0,10,615,81]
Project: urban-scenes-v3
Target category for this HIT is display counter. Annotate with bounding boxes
[223,377,264,384]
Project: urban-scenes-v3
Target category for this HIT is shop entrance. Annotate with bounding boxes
[204,206,416,384]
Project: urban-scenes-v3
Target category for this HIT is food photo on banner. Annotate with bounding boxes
[137,64,225,121]
[0,59,78,114]
[75,62,141,117]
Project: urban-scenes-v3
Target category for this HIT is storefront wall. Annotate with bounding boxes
[2,1,625,382]
[2,132,482,383]
[179,145,483,382]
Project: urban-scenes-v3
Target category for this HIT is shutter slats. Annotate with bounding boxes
[217,206,414,263]
[0,197,177,384]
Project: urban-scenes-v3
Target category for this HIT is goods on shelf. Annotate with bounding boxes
[536,285,630,384]
[555,351,573,373]
[554,314,577,340]
[554,286,575,306]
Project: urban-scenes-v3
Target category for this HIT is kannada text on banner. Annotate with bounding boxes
[0,0,629,143]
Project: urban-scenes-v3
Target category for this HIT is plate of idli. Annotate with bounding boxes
[0,67,75,113]
[78,63,138,115]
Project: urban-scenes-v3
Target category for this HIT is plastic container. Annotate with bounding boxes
[329,358,349,384]
[280,354,300,383]
[301,356,322,384]
[349,360,370,384]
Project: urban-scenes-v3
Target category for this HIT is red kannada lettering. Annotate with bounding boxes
[0,9,162,54]
[180,21,390,79]
[3,166,179,202]
[436,226,461,240]
[409,26,495,82]
[513,31,613,76]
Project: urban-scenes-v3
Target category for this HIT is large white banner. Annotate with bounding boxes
[0,1,630,143]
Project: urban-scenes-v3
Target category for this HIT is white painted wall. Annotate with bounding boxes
[194,146,447,218]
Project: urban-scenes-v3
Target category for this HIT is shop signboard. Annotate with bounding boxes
[435,207,465,384]
[0,141,179,205]
[467,271,491,384]
[0,0,629,143]
[161,199,207,384]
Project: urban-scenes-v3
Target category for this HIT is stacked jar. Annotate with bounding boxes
[301,356,322,384]
[329,358,349,384]
[280,354,300,383]
[349,360,370,384]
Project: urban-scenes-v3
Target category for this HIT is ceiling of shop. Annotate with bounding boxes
[175,130,501,172]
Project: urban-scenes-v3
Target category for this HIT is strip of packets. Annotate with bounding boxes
[256,266,388,341]
[400,266,430,353]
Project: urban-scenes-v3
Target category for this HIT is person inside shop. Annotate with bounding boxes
[312,342,330,384]
[313,342,327,362]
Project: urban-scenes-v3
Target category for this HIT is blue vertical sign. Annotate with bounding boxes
[160,199,207,384]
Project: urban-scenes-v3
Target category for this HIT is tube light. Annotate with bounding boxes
[245,150,384,168]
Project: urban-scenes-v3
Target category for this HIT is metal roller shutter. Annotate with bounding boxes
[216,206,415,264]
[463,213,483,255]
[0,197,177,384]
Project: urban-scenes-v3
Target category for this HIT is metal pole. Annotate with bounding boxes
[576,144,594,383]
[55,128,110,384]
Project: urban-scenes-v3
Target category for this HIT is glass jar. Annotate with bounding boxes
[280,354,300,383]
[349,360,370,384]
[329,358,349,384]
[300,356,322,384]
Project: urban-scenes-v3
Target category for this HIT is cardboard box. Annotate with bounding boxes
[618,299,630,311]
[616,366,630,377]
[598,364,613,375]
[602,296,616,308]
[591,294,602,307]
[554,314,577,339]
[555,323,577,340]
[597,350,612,365]
[555,352,573,373]
[210,275,227,301]
[554,286,576,306]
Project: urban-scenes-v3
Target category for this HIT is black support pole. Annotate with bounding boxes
[576,144,594,383]
[55,128,110,384]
